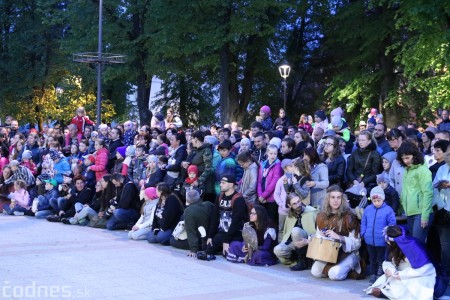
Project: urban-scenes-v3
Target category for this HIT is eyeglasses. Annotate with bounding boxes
[290,201,301,207]
[250,212,257,215]
[324,143,334,147]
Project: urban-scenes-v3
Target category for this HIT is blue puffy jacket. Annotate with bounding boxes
[361,202,396,246]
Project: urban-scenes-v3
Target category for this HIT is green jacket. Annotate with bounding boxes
[281,205,318,243]
[190,143,214,194]
[400,164,433,222]
[184,201,214,252]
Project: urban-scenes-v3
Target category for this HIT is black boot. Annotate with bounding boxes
[290,248,308,271]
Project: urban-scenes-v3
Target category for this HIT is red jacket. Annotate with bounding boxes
[90,148,109,181]
[71,116,94,134]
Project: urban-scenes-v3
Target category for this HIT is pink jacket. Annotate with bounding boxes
[257,160,282,203]
[10,188,30,209]
[90,147,110,181]
[273,176,289,215]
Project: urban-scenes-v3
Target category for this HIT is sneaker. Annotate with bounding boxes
[46,215,61,222]
[206,255,216,261]
[61,218,71,224]
[289,259,308,271]
[368,274,377,285]
[13,211,24,216]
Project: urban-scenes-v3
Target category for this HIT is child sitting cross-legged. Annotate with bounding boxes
[3,180,30,216]
[128,187,159,240]
[32,178,59,219]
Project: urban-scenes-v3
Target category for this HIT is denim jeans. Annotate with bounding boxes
[366,244,386,275]
[69,204,98,225]
[147,229,173,245]
[49,197,68,212]
[37,195,52,211]
[3,205,28,215]
[106,208,139,230]
[407,213,434,244]
[35,210,53,219]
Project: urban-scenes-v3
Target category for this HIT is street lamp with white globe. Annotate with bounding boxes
[278,63,291,111]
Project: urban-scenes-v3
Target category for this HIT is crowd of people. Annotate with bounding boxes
[1,105,450,299]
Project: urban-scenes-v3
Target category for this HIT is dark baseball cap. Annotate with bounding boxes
[220,174,236,184]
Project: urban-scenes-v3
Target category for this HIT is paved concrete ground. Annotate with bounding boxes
[1,215,449,300]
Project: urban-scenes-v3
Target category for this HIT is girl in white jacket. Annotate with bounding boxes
[128,187,159,240]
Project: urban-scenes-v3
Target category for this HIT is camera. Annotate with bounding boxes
[196,251,216,261]
[105,198,118,218]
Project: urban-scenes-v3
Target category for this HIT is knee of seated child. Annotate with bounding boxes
[311,262,326,278]
[328,266,345,281]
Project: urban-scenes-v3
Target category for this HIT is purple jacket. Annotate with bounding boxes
[257,160,282,203]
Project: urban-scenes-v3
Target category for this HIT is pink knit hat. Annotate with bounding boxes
[260,105,271,115]
[144,187,158,200]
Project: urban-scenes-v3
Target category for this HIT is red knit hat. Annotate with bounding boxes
[187,165,198,176]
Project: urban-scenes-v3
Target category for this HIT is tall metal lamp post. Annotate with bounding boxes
[73,0,126,127]
[278,63,291,111]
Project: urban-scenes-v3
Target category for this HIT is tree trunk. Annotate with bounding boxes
[219,44,231,125]
[136,72,151,125]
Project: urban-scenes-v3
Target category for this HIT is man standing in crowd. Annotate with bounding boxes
[108,127,124,170]
[218,128,231,143]
[24,132,42,166]
[438,109,450,131]
[251,132,267,163]
[312,127,324,150]
[8,119,19,140]
[373,123,391,155]
[436,130,450,142]
[250,122,263,142]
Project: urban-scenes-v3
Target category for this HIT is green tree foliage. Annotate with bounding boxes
[149,0,286,125]
[322,1,400,127]
[152,73,218,128]
[385,0,450,115]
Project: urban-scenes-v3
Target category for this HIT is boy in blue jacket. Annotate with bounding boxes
[361,186,396,285]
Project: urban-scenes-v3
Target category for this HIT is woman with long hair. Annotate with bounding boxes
[346,130,381,192]
[322,135,346,187]
[147,182,184,245]
[397,141,433,244]
[298,114,313,134]
[303,147,329,208]
[311,185,362,280]
[165,107,183,129]
[226,205,278,266]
